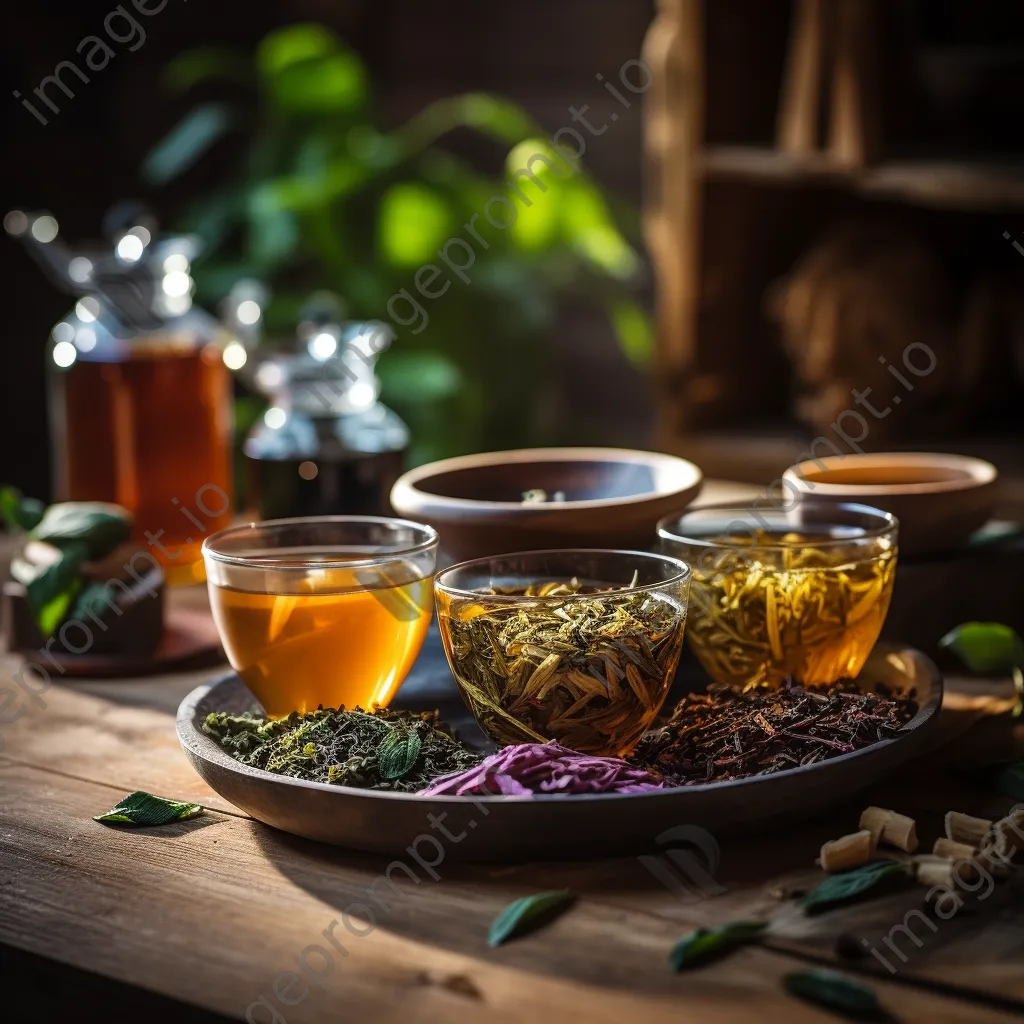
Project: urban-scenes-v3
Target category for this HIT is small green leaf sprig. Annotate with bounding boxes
[941,622,1024,717]
[487,891,577,947]
[95,791,204,827]
[801,862,913,915]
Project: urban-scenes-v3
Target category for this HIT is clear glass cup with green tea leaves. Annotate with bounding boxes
[657,503,899,691]
[434,550,691,757]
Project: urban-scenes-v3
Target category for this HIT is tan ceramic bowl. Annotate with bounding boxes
[783,453,999,558]
[390,447,704,562]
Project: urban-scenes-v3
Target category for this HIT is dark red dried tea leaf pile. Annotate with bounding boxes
[631,684,918,786]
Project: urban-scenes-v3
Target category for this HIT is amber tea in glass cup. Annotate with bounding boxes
[203,517,437,717]
[658,502,898,690]
[435,549,691,756]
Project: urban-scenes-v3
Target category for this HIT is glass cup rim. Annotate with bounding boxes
[434,547,691,604]
[202,515,439,572]
[657,500,899,552]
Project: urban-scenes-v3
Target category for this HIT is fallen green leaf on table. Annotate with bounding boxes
[940,622,1024,675]
[784,970,883,1020]
[669,921,768,972]
[378,727,423,780]
[487,890,576,947]
[802,862,911,915]
[94,791,204,827]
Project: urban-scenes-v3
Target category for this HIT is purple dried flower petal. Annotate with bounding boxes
[419,741,666,797]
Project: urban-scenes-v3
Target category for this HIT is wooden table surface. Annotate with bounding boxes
[4,510,1024,1022]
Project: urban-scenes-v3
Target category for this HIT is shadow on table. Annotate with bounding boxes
[241,683,1024,1001]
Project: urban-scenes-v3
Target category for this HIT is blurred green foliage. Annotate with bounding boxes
[145,24,651,464]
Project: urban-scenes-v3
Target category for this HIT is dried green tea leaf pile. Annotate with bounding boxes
[632,683,918,786]
[203,706,482,792]
[437,578,687,755]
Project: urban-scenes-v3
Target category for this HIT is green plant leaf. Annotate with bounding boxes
[0,486,45,532]
[802,862,911,915]
[180,190,246,256]
[71,581,122,625]
[379,351,462,403]
[378,182,454,267]
[164,47,252,91]
[190,260,259,303]
[399,94,539,155]
[378,728,422,780]
[940,622,1024,675]
[608,299,654,367]
[18,545,87,638]
[257,23,337,77]
[504,139,564,250]
[561,186,639,279]
[488,891,576,947]
[458,93,536,142]
[247,188,300,270]
[94,791,204,828]
[142,102,232,185]
[266,53,367,115]
[669,921,768,972]
[784,970,883,1020]
[31,501,131,559]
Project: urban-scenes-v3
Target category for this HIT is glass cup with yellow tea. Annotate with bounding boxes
[435,549,691,756]
[203,516,437,717]
[658,503,898,690]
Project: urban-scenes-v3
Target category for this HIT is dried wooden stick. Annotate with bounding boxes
[994,809,1024,860]
[945,811,993,847]
[914,856,970,889]
[820,830,873,873]
[860,807,918,853]
[933,838,977,862]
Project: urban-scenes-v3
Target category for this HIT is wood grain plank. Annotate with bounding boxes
[2,764,1019,1024]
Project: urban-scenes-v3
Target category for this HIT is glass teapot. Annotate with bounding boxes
[7,204,235,585]
[227,291,409,520]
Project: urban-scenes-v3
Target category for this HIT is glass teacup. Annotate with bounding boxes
[203,516,437,716]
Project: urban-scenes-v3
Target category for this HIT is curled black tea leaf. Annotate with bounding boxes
[487,890,576,947]
[802,862,910,915]
[94,791,203,827]
[784,970,883,1020]
[378,727,422,780]
[669,921,768,972]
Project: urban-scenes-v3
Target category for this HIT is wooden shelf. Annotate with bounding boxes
[698,146,1024,210]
